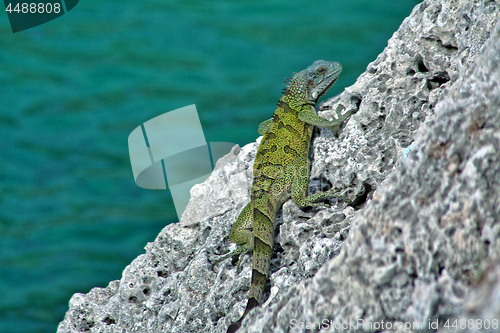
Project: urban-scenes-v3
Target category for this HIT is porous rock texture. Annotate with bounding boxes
[57,0,500,332]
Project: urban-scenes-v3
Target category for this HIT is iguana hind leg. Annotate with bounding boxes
[212,202,254,273]
[226,203,275,333]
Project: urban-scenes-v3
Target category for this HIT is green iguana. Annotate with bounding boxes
[216,60,356,333]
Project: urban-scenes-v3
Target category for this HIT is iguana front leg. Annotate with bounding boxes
[299,104,356,135]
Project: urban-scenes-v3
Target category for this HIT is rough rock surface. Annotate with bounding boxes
[57,0,500,332]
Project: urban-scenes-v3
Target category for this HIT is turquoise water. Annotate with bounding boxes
[0,1,418,332]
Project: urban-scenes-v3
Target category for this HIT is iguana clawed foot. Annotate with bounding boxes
[211,244,252,273]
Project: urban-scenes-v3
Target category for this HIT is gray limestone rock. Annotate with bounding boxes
[57,0,500,332]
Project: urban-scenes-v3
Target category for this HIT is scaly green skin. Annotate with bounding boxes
[222,60,356,333]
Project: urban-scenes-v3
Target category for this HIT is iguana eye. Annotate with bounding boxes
[317,67,326,74]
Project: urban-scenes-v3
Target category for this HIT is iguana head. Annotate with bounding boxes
[285,60,342,104]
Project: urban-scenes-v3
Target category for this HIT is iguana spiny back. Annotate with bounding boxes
[220,60,356,333]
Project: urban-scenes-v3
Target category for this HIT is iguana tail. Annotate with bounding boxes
[227,204,275,333]
[226,298,259,333]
